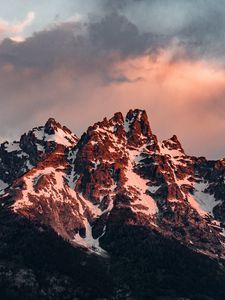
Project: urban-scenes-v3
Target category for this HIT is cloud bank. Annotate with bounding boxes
[0,1,224,159]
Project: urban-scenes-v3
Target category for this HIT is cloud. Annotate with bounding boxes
[2,1,225,63]
[0,6,224,159]
[0,12,167,78]
[101,0,225,63]
[9,36,25,43]
[0,48,224,159]
[99,54,225,158]
[1,5,225,75]
[0,12,35,41]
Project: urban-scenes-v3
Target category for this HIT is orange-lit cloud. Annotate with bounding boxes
[87,52,225,158]
[0,50,225,159]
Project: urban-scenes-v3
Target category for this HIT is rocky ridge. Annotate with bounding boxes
[0,109,224,260]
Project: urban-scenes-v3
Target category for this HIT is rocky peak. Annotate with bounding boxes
[125,109,151,134]
[161,134,185,155]
[42,118,78,147]
[75,109,156,161]
[110,112,124,124]
[44,118,62,135]
[19,119,77,155]
[124,109,153,147]
[44,118,78,144]
[0,119,78,191]
[79,109,153,147]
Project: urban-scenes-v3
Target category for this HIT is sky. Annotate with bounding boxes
[0,0,224,159]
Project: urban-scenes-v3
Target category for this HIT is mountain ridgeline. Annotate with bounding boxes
[0,109,225,300]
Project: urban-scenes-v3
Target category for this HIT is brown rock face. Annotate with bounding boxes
[125,109,153,147]
[0,109,224,258]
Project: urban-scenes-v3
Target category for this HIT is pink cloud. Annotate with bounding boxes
[0,48,224,159]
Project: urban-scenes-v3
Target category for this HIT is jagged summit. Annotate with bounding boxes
[42,117,78,146]
[110,111,124,124]
[45,117,59,127]
[79,109,156,152]
[44,117,77,143]
[44,117,62,135]
[108,109,151,135]
[125,109,152,134]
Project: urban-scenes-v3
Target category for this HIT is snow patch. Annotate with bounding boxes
[0,180,8,195]
[159,143,183,158]
[12,167,67,211]
[33,127,45,140]
[73,220,107,256]
[125,149,158,215]
[124,119,131,133]
[5,142,21,152]
[188,181,221,216]
[148,185,160,193]
[45,127,75,147]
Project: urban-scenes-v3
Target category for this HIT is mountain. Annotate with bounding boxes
[0,118,77,191]
[0,109,225,300]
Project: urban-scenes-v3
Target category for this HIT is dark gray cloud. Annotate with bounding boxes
[0,13,164,76]
[102,0,140,11]
[101,0,225,62]
[1,0,225,73]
